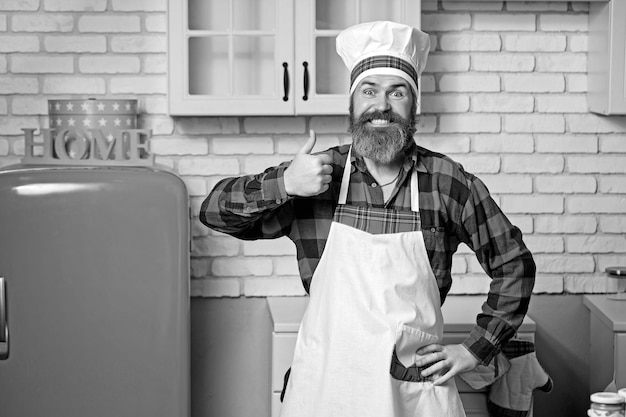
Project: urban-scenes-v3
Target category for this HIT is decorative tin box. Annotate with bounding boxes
[48,99,138,137]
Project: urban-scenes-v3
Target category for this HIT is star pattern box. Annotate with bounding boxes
[48,99,138,139]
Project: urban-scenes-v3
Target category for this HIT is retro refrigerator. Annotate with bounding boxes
[0,164,190,417]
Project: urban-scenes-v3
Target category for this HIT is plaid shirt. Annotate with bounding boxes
[200,143,535,364]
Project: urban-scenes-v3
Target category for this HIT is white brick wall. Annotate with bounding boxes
[1,2,625,298]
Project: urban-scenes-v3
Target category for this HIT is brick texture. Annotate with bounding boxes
[12,14,74,32]
[1,3,624,298]
[0,0,39,11]
[78,16,141,33]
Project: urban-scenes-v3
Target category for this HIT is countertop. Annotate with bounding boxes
[583,295,626,332]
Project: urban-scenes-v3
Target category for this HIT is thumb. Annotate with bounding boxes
[298,129,316,155]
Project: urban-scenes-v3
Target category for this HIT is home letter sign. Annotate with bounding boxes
[21,128,154,166]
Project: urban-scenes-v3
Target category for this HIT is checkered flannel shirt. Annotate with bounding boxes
[200,143,536,364]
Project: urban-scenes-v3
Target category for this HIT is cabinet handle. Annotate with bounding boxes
[282,62,289,102]
[302,61,309,101]
[0,277,8,360]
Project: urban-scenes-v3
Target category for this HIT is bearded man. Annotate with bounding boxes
[200,21,535,417]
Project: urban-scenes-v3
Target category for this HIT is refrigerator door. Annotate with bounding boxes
[0,166,189,417]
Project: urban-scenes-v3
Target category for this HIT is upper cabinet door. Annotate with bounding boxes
[588,0,626,115]
[168,0,295,115]
[168,0,422,116]
[294,0,423,115]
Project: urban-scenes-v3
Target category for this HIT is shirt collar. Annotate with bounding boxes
[414,145,431,173]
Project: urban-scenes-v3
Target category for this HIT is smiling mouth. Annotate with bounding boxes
[368,119,393,127]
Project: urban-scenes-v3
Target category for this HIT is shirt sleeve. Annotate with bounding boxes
[199,162,296,240]
[458,176,536,365]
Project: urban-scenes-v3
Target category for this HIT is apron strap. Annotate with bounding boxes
[338,146,353,205]
[410,166,419,212]
[338,146,420,212]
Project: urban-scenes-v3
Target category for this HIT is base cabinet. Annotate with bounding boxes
[584,295,626,392]
[268,296,535,417]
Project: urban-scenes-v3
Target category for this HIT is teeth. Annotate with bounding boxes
[370,119,389,125]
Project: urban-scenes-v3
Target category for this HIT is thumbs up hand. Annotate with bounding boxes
[284,130,333,197]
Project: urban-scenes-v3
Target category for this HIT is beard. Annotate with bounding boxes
[349,105,417,164]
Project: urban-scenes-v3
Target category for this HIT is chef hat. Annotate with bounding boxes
[336,21,430,100]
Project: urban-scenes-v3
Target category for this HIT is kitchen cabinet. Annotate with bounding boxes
[167,0,422,116]
[588,0,626,115]
[267,296,536,417]
[583,295,626,392]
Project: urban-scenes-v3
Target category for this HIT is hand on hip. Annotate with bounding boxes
[414,343,480,386]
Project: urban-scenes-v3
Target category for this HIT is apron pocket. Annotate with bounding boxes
[395,324,439,368]
[390,324,440,383]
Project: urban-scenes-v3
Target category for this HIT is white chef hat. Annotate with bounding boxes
[336,21,430,101]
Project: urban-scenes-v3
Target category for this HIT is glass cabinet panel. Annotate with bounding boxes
[233,0,275,30]
[360,0,405,23]
[315,0,356,30]
[188,1,228,30]
[315,0,406,30]
[188,37,229,95]
[233,36,275,96]
[315,37,348,95]
[190,0,275,30]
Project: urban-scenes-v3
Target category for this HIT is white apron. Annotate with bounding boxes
[280,148,466,417]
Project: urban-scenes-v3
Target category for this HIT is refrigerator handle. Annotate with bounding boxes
[0,277,8,360]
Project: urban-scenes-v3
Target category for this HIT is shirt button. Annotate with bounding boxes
[371,183,377,188]
[276,199,282,204]
[431,227,437,232]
